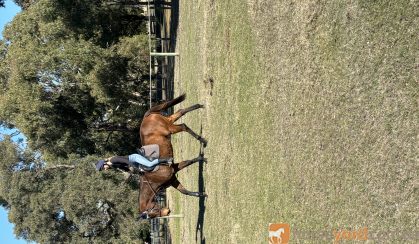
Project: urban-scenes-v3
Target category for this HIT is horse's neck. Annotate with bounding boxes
[141,175,161,190]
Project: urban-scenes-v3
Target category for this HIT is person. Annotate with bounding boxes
[96,153,172,172]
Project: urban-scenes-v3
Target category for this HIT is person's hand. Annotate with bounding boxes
[103,160,112,170]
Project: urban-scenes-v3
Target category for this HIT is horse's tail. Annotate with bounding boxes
[145,93,186,116]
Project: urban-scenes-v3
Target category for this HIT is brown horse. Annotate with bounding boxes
[138,94,207,218]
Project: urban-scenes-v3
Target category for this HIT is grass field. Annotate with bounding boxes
[167,0,418,243]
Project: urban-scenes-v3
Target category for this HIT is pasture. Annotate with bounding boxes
[167,1,418,243]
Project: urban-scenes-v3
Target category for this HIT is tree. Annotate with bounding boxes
[13,0,38,9]
[0,0,150,159]
[17,0,147,47]
[11,0,148,50]
[0,138,150,243]
[0,0,154,241]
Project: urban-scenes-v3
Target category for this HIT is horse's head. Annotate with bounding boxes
[147,206,171,218]
[139,175,172,219]
[139,200,171,219]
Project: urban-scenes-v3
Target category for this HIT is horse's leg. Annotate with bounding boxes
[168,104,204,123]
[171,177,207,197]
[169,124,207,146]
[172,156,206,173]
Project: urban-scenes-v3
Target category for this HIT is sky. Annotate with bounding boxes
[0,2,30,244]
[0,0,20,39]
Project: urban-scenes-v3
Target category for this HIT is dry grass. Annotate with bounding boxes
[168,0,418,243]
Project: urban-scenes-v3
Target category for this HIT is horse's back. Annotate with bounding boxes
[140,113,173,158]
[141,113,170,135]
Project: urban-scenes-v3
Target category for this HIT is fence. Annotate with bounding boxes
[146,0,177,104]
[144,1,179,243]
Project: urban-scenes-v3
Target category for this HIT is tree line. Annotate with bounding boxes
[0,0,154,242]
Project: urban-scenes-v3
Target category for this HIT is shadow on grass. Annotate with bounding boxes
[195,125,207,244]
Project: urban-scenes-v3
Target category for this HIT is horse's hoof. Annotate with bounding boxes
[201,193,208,198]
[199,104,205,109]
[197,156,207,163]
[201,139,208,147]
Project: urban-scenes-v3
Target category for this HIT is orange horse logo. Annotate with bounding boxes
[269,223,290,244]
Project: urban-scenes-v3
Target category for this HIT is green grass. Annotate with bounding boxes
[168,0,418,243]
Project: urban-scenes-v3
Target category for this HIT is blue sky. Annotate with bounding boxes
[0,0,20,39]
[0,2,29,244]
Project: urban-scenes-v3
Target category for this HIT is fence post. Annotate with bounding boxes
[150,52,179,56]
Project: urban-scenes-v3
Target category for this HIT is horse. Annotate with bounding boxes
[269,228,285,244]
[138,94,207,218]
